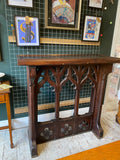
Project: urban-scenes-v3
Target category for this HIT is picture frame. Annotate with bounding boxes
[89,0,103,9]
[83,15,102,42]
[45,0,82,30]
[15,16,39,46]
[8,0,33,8]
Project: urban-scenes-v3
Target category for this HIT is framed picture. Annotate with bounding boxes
[83,16,102,42]
[89,0,103,8]
[45,0,82,30]
[8,0,33,8]
[15,16,39,46]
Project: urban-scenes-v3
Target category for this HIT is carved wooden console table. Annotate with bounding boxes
[17,54,120,158]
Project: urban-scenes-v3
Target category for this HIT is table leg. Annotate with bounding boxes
[27,66,38,158]
[92,65,112,138]
[5,93,14,148]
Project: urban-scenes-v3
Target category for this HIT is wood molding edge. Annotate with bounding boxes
[8,36,100,46]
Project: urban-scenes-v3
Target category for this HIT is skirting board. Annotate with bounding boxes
[0,108,89,130]
[14,97,90,114]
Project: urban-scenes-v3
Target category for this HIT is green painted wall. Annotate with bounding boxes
[0,0,118,120]
[100,0,118,56]
[0,0,14,120]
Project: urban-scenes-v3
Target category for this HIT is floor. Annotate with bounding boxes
[58,140,120,160]
[0,110,120,160]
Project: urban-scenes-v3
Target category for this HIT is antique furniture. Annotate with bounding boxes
[17,54,120,157]
[0,81,14,148]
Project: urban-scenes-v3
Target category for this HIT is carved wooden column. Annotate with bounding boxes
[54,67,61,119]
[27,66,38,157]
[89,66,99,114]
[74,66,81,116]
[92,64,112,138]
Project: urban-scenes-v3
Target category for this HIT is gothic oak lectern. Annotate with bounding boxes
[17,54,120,158]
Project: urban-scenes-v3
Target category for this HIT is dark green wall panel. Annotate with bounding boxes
[0,0,118,120]
[100,0,118,56]
[0,0,14,120]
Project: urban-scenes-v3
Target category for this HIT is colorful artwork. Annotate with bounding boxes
[83,16,102,41]
[89,0,103,8]
[15,16,39,46]
[52,0,76,25]
[45,0,82,30]
[8,0,33,8]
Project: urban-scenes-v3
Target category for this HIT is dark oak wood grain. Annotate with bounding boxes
[17,54,120,157]
[18,54,120,66]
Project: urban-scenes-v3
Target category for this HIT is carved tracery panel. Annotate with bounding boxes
[34,65,100,119]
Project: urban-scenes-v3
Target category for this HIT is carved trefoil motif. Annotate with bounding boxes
[40,128,53,140]
[78,120,89,131]
[61,123,72,135]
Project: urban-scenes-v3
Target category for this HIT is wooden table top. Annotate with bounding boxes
[17,54,120,66]
[0,81,10,94]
